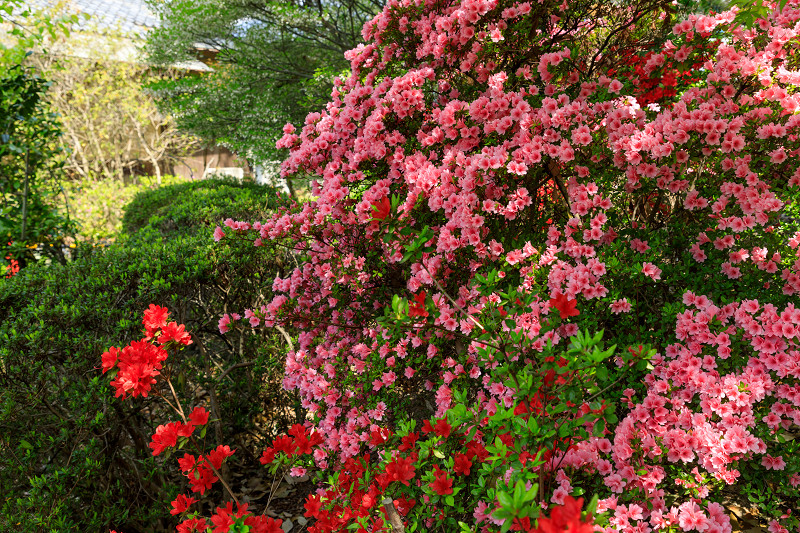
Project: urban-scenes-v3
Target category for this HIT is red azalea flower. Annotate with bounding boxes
[514,401,530,416]
[205,444,235,470]
[176,422,195,438]
[453,453,472,476]
[288,423,317,454]
[101,346,120,374]
[399,431,418,451]
[259,447,276,465]
[628,344,645,357]
[4,243,19,278]
[288,423,308,439]
[189,406,209,426]
[519,451,535,466]
[305,494,323,518]
[157,321,193,346]
[371,196,391,220]
[108,340,168,399]
[189,465,218,494]
[177,518,208,533]
[149,422,180,456]
[394,496,416,516]
[549,292,579,319]
[534,495,594,533]
[308,430,324,447]
[385,455,416,486]
[294,434,313,455]
[178,453,196,473]
[433,417,451,438]
[430,468,453,496]
[143,304,169,337]
[408,291,428,318]
[170,494,197,515]
[369,427,391,446]
[209,508,234,533]
[273,435,295,455]
[499,433,515,448]
[361,489,380,510]
[466,439,489,461]
[244,515,283,533]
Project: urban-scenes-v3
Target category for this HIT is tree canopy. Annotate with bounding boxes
[145,0,385,163]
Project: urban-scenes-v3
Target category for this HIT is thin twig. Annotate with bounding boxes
[275,324,294,352]
[167,378,187,424]
[215,361,256,383]
[153,389,181,419]
[422,263,486,332]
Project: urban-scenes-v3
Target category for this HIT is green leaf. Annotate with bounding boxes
[496,489,512,509]
[513,480,525,508]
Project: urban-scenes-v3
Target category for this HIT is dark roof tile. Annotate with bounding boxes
[42,0,160,36]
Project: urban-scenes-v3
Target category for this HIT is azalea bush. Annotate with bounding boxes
[0,180,290,532]
[103,0,800,532]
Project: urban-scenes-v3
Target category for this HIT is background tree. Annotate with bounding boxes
[1,0,81,268]
[31,27,201,184]
[0,65,75,267]
[144,0,384,165]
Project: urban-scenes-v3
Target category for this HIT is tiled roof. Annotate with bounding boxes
[21,0,213,70]
[74,0,159,34]
[38,0,160,36]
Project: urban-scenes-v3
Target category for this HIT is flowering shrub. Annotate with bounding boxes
[103,306,286,533]
[607,42,715,107]
[3,241,19,278]
[105,0,800,531]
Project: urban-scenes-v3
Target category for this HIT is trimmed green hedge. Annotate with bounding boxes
[120,178,282,237]
[0,179,296,533]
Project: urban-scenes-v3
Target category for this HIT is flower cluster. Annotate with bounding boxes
[3,241,19,278]
[103,307,283,533]
[101,304,191,399]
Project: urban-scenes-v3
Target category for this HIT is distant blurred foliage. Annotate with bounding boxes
[30,29,202,183]
[62,174,186,242]
[1,0,82,269]
[0,0,81,67]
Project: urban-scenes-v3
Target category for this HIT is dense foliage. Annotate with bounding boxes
[0,179,293,532]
